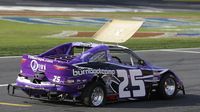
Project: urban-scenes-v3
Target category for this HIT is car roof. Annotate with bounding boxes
[71,42,129,50]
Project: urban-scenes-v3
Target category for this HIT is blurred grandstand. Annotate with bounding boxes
[0,0,199,10]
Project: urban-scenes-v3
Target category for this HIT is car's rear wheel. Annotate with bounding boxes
[82,81,106,107]
[159,74,178,99]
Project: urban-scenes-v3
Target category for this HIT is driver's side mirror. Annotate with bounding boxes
[138,59,146,66]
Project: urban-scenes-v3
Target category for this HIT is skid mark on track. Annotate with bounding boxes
[0,102,32,107]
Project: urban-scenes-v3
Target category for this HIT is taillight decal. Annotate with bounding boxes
[21,58,27,64]
[54,65,67,70]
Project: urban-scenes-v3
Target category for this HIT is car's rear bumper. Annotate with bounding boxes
[7,83,79,103]
[16,76,57,91]
[7,76,81,102]
[10,76,74,96]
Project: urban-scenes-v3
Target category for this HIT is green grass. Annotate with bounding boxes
[1,37,200,56]
[0,11,200,56]
[122,38,200,50]
[37,11,200,19]
[1,35,200,56]
[80,11,200,19]
[0,20,98,56]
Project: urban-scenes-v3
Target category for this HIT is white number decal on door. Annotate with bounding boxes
[117,70,131,98]
[129,70,146,97]
[117,69,146,98]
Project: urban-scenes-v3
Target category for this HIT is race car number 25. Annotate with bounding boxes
[117,69,146,98]
[52,76,61,83]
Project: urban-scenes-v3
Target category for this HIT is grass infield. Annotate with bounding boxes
[0,11,200,56]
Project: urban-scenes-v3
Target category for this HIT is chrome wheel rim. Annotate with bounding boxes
[91,87,104,106]
[164,78,176,96]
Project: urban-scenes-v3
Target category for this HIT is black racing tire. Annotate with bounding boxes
[81,81,106,107]
[158,74,178,99]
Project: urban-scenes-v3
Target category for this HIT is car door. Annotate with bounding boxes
[109,49,146,98]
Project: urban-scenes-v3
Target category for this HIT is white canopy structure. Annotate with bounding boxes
[93,19,143,43]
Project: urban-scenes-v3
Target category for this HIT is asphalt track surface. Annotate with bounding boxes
[0,48,200,112]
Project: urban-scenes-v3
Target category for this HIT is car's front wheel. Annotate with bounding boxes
[159,74,178,99]
[82,81,106,107]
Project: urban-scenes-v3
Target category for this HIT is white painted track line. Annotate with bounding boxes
[135,47,200,52]
[0,84,8,87]
[0,83,15,87]
[0,56,21,59]
[161,50,200,54]
[0,102,32,107]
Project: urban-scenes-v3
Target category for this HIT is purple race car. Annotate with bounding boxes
[8,42,185,107]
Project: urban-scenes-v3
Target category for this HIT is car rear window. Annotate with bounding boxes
[70,46,91,56]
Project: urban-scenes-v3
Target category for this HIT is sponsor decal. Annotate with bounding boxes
[30,60,46,72]
[73,69,115,76]
[28,55,53,63]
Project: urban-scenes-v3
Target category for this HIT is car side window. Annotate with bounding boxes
[89,51,107,62]
[110,50,140,66]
